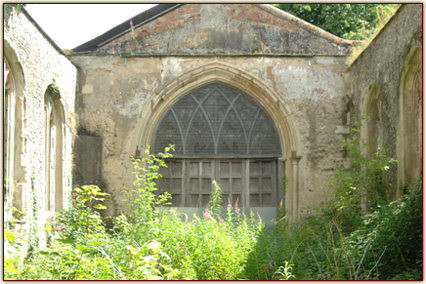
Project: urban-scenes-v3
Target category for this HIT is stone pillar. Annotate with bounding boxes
[290,155,302,220]
[281,152,302,221]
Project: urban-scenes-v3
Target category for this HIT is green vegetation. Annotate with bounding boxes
[4,130,422,279]
[276,4,400,40]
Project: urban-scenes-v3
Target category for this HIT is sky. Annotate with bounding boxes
[26,4,156,49]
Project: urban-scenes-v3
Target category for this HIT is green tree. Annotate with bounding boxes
[275,4,400,40]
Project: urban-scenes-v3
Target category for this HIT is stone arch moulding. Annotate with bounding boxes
[131,61,302,220]
[397,45,422,191]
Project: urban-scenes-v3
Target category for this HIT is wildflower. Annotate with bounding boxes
[257,212,262,222]
[227,203,232,214]
[203,207,211,219]
[234,197,240,215]
[218,213,224,223]
[384,165,389,171]
[130,20,136,40]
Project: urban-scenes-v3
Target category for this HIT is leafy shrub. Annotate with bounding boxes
[6,142,419,280]
[325,120,396,230]
[128,146,174,222]
[243,122,420,281]
[117,178,263,280]
[347,177,422,280]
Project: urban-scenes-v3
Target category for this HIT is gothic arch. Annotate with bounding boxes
[132,62,301,218]
[397,46,422,190]
[133,62,299,158]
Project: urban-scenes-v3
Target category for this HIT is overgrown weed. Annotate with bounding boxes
[4,137,421,280]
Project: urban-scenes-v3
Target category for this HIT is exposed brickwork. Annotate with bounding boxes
[111,4,201,44]
[224,4,303,32]
[94,4,352,56]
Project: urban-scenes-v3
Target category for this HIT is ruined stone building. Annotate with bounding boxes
[4,5,77,242]
[3,4,422,235]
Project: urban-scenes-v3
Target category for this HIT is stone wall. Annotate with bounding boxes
[70,53,349,219]
[3,2,421,244]
[69,3,358,221]
[346,4,422,197]
[4,5,77,244]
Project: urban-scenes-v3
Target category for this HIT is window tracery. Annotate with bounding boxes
[152,83,282,207]
[153,82,281,157]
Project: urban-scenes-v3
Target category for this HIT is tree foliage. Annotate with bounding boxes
[275,4,400,40]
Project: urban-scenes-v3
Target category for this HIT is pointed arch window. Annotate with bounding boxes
[365,85,382,158]
[153,82,281,157]
[4,60,16,188]
[4,56,25,219]
[45,89,64,213]
[398,46,422,189]
[152,83,282,208]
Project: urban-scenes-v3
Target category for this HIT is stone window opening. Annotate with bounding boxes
[152,82,282,208]
[397,46,422,190]
[4,57,25,220]
[4,59,17,218]
[365,84,383,158]
[361,84,387,208]
[44,89,65,214]
[4,60,15,190]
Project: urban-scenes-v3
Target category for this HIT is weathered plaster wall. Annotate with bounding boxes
[4,5,77,238]
[70,54,349,218]
[346,4,422,197]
